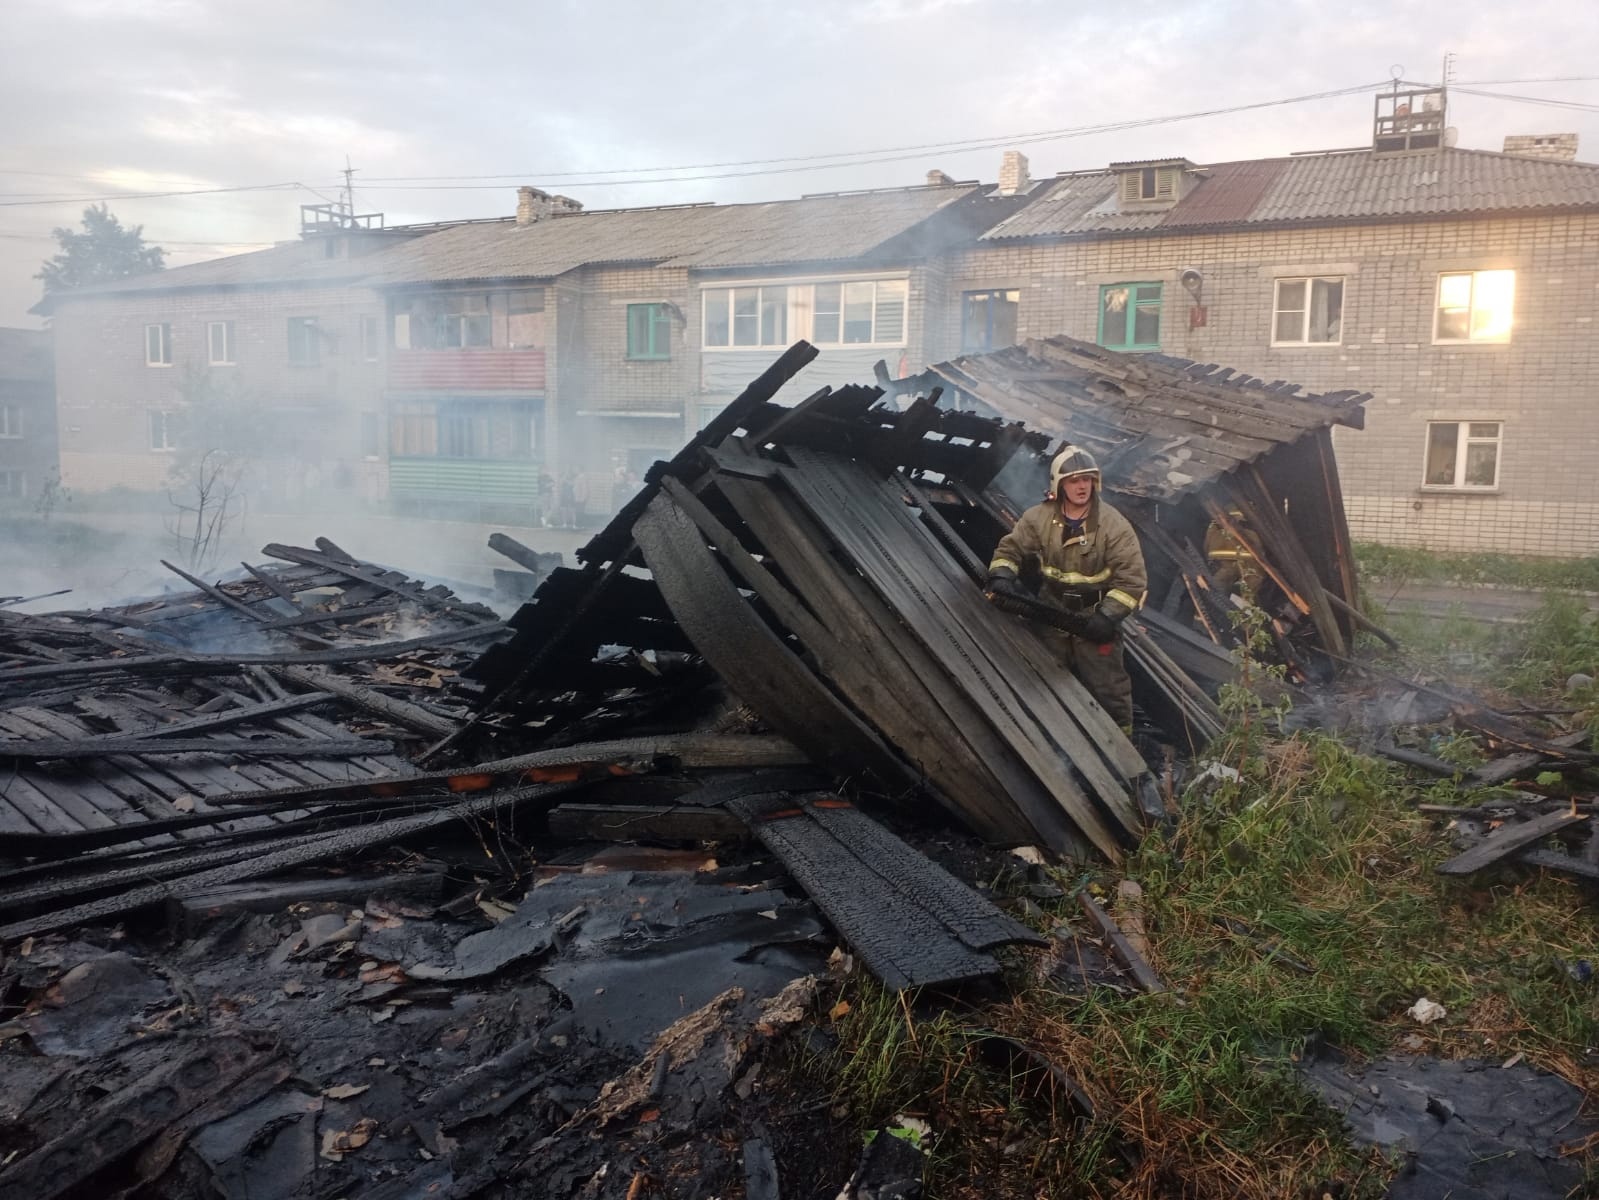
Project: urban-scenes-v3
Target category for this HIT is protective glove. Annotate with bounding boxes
[1080,611,1118,644]
[985,570,1027,602]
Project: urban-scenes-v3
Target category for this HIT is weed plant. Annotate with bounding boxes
[795,729,1599,1199]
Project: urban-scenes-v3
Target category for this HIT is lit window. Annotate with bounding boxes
[207,320,235,365]
[961,289,1020,353]
[1099,283,1162,351]
[626,303,673,360]
[145,323,172,366]
[1435,270,1514,343]
[1272,277,1344,345]
[1424,421,1501,489]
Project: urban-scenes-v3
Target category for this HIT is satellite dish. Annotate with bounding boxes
[1444,126,1459,147]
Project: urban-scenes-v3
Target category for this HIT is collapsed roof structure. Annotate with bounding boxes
[0,340,1391,1198]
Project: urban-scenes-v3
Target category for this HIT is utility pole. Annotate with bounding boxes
[342,156,357,226]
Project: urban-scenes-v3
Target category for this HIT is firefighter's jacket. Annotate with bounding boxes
[989,496,1147,623]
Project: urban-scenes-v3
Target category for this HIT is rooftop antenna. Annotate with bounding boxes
[1441,51,1457,86]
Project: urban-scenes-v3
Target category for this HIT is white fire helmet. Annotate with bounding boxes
[1048,444,1100,499]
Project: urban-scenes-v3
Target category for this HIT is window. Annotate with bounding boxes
[0,403,21,438]
[813,279,906,345]
[961,289,1020,353]
[626,303,673,360]
[207,320,235,365]
[360,412,382,458]
[145,323,172,366]
[287,317,321,366]
[1424,421,1501,489]
[703,285,788,348]
[1273,277,1344,345]
[506,288,545,348]
[390,397,537,460]
[439,295,491,349]
[149,410,178,451]
[1120,167,1178,204]
[1098,283,1162,351]
[1435,270,1515,343]
[0,470,23,499]
[360,315,380,362]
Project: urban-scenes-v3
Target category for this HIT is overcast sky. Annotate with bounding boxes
[3,0,1597,327]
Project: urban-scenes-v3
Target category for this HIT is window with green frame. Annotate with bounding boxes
[1098,283,1162,351]
[626,303,672,360]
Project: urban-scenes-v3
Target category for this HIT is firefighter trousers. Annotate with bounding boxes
[1052,633,1134,730]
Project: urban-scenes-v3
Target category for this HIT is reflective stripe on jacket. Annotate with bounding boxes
[989,496,1147,621]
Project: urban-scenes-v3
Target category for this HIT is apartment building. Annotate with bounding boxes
[929,91,1599,555]
[0,327,54,506]
[36,226,416,507]
[34,86,1599,553]
[360,182,1015,517]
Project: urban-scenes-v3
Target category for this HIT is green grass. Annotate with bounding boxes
[792,731,1599,1199]
[1356,542,1599,593]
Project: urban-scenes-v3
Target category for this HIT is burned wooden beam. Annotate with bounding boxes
[546,803,748,844]
[268,665,460,739]
[0,734,390,760]
[1436,811,1590,876]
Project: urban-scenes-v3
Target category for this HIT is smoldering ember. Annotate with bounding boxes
[2,334,1596,1200]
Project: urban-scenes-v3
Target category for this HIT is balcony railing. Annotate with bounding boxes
[388,457,543,502]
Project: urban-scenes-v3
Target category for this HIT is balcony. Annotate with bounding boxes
[388,350,546,393]
[388,457,543,503]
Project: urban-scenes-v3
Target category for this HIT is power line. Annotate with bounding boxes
[356,80,1391,187]
[1449,86,1599,114]
[0,181,309,209]
[0,231,274,248]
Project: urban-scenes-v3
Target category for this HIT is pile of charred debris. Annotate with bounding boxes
[1,338,1593,1199]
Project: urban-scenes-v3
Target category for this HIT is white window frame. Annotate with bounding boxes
[811,279,908,348]
[0,402,21,439]
[1271,276,1345,346]
[1433,270,1515,345]
[700,278,909,350]
[145,322,172,367]
[207,320,235,365]
[702,285,792,350]
[1422,420,1502,491]
[149,410,178,452]
[287,316,321,366]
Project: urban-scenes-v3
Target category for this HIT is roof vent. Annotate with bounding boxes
[1502,133,1579,162]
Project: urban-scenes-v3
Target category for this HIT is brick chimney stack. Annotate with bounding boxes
[1502,133,1579,162]
[998,150,1031,196]
[516,186,584,225]
[926,169,956,187]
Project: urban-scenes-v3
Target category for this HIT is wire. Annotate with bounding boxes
[0,181,311,209]
[0,231,274,247]
[1449,86,1599,114]
[356,80,1391,188]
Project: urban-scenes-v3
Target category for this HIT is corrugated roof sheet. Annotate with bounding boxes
[923,335,1368,501]
[48,237,416,300]
[984,146,1599,240]
[367,185,982,284]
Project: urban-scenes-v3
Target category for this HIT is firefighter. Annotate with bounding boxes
[1203,510,1265,597]
[984,445,1147,729]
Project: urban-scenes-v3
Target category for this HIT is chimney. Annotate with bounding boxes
[926,169,955,187]
[1502,133,1579,162]
[998,150,1031,196]
[516,186,584,225]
